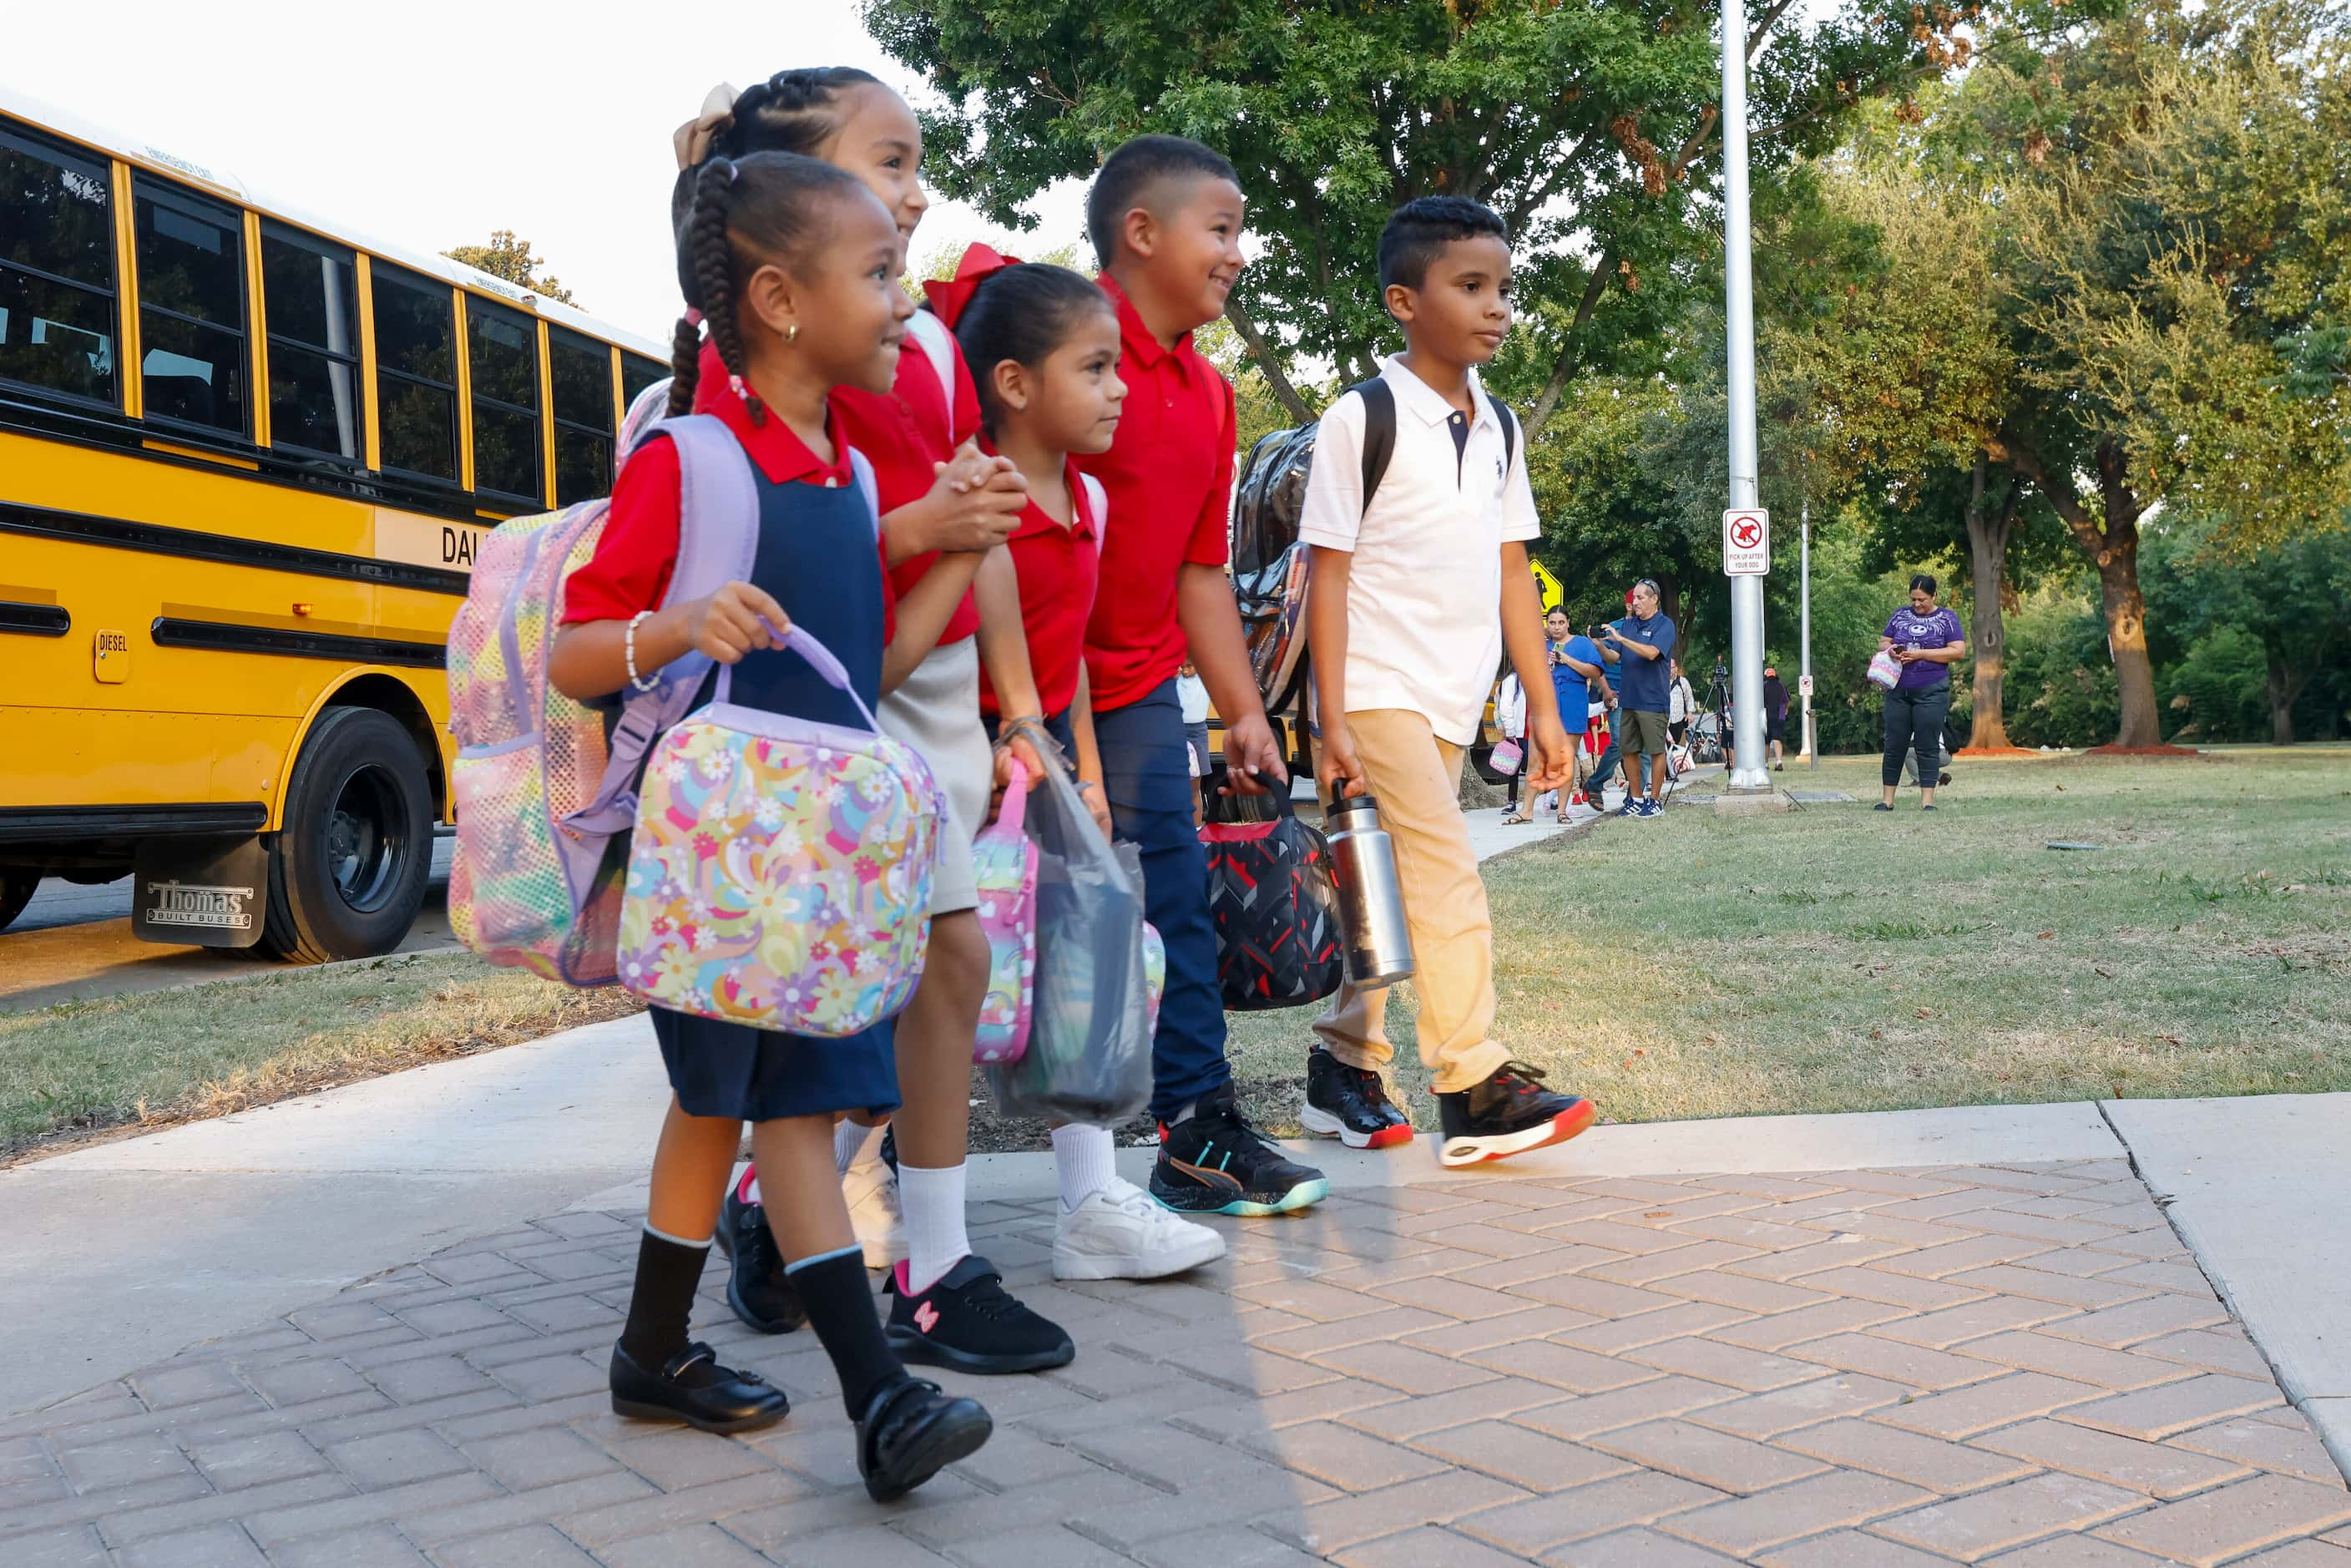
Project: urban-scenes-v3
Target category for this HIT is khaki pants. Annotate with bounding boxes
[1312,709,1509,1095]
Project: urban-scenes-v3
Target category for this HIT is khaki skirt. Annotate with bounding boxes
[878,635,990,915]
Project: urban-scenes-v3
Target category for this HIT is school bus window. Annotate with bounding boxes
[619,351,665,412]
[468,300,541,505]
[0,124,118,406]
[549,325,612,505]
[134,179,247,435]
[260,225,362,462]
[371,262,458,483]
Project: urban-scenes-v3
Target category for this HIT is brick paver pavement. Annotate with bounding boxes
[6,1159,2347,1565]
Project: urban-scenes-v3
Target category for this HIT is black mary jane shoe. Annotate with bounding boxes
[609,1340,789,1434]
[857,1376,993,1503]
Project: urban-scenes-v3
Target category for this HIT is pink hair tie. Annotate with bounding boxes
[685,307,704,327]
[728,373,748,402]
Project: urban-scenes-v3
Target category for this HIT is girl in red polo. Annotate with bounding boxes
[670,70,1077,1377]
[929,244,1230,1282]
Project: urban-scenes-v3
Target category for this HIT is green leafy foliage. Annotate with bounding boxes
[442,230,576,306]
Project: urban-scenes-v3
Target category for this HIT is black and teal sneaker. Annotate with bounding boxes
[1150,1085,1328,1216]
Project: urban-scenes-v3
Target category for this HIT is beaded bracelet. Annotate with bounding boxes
[624,611,660,693]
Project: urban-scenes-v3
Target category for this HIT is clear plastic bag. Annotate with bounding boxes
[983,746,1154,1125]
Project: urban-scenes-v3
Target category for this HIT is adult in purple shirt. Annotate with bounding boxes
[1878,574,1967,812]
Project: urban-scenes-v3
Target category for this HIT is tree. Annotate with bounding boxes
[866,0,2026,439]
[443,231,576,306]
[2144,524,2351,744]
[1761,126,2097,749]
[1944,0,2351,744]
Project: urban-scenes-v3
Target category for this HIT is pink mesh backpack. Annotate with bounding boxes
[445,415,874,984]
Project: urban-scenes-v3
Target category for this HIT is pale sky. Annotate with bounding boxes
[4,0,1848,351]
[0,0,1090,347]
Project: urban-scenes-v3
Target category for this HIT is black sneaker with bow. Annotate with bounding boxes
[608,1340,789,1434]
[1301,1049,1413,1150]
[712,1184,806,1334]
[857,1375,993,1502]
[1435,1061,1596,1170]
[1150,1085,1330,1216]
[885,1255,1074,1374]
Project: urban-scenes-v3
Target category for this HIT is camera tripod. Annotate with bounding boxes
[1691,659,1732,766]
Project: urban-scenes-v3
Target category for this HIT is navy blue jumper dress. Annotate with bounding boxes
[640,429,901,1125]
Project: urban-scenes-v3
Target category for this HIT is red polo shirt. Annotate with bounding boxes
[831,320,984,646]
[1076,274,1236,712]
[561,367,863,625]
[978,450,1100,720]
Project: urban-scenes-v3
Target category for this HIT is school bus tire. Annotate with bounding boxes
[0,871,36,934]
[260,706,434,964]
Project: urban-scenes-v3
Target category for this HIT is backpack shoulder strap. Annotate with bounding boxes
[570,413,760,832]
[1079,473,1109,544]
[1343,376,1397,518]
[1494,397,1519,475]
[657,414,761,607]
[905,310,959,442]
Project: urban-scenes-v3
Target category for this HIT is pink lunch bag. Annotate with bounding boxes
[971,759,1040,1064]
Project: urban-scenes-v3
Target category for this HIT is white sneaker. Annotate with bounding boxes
[1054,1176,1227,1281]
[842,1140,904,1271]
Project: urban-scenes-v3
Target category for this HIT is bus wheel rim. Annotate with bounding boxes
[324,764,406,915]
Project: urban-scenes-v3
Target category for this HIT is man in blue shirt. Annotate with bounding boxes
[1599,579,1677,817]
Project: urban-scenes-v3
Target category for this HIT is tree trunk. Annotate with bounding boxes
[2266,655,2298,746]
[2094,530,2162,747]
[1963,460,2016,751]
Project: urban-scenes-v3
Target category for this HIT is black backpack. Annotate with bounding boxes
[1231,379,1519,712]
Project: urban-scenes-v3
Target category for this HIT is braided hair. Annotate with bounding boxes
[669,68,886,235]
[667,152,867,426]
[949,264,1116,436]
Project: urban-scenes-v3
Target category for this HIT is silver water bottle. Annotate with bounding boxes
[1324,791,1415,987]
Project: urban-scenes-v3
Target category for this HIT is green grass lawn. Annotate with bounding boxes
[1226,747,2351,1130]
[7,750,2344,1162]
[0,953,640,1160]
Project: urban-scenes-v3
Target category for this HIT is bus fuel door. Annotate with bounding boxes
[94,628,131,683]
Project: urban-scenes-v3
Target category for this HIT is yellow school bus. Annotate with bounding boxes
[0,95,669,958]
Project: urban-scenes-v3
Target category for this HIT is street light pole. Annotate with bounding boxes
[1723,0,1769,792]
[1801,487,1817,768]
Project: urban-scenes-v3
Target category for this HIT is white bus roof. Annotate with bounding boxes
[3,89,670,362]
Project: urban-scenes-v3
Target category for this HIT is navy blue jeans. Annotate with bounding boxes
[1094,679,1230,1120]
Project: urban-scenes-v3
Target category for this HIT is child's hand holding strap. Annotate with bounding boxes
[681,581,791,665]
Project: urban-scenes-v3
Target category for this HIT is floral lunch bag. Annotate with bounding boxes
[618,626,944,1036]
[971,758,1041,1065]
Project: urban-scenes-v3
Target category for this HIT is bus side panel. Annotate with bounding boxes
[0,430,462,822]
[0,707,290,812]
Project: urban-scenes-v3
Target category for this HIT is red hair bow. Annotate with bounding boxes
[923,242,1025,329]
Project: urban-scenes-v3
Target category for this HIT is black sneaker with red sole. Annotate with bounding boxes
[1300,1050,1413,1150]
[1435,1061,1595,1169]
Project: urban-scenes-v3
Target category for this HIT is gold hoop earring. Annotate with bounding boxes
[786,324,800,344]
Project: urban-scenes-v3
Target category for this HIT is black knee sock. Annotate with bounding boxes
[789,1245,905,1417]
[619,1227,710,1368]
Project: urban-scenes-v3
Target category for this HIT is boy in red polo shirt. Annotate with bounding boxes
[1079,135,1326,1216]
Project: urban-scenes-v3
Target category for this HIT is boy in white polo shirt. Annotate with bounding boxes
[1297,196,1598,1168]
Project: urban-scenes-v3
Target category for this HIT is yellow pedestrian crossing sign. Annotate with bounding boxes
[1529,560,1565,611]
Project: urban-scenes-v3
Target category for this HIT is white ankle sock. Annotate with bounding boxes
[834,1119,877,1176]
[897,1162,969,1294]
[1052,1125,1118,1214]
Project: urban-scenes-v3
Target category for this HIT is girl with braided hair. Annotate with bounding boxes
[550,150,993,1500]
[667,70,1107,1378]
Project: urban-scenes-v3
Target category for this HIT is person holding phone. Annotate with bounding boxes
[1878,573,1966,812]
